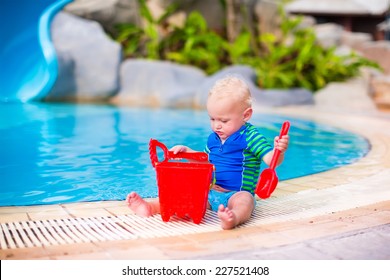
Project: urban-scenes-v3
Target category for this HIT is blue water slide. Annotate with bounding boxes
[0,0,72,102]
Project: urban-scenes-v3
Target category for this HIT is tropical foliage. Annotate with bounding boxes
[113,0,380,92]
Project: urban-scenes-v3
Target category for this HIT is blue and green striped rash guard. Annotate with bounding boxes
[205,122,273,195]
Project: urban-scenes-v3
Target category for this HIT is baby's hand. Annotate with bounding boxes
[274,135,289,154]
[169,145,191,154]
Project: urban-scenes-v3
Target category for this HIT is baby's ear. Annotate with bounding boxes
[243,107,253,121]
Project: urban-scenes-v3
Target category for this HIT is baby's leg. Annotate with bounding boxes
[126,192,160,217]
[217,191,254,230]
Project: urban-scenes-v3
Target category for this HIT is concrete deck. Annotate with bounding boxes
[1,78,389,260]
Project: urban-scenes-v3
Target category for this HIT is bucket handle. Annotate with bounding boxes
[149,139,169,167]
[149,139,208,167]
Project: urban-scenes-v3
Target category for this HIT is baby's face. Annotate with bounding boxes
[207,95,250,142]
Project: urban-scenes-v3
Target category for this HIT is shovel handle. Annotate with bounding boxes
[269,121,290,169]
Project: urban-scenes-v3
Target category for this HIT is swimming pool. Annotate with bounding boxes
[0,103,370,206]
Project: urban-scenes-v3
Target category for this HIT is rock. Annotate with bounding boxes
[49,51,77,98]
[315,77,377,113]
[313,23,344,48]
[111,59,206,107]
[255,88,314,107]
[341,31,373,50]
[46,12,122,102]
[360,41,390,74]
[64,0,141,34]
[369,74,390,111]
[334,45,354,56]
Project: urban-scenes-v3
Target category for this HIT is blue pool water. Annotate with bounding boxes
[0,103,370,206]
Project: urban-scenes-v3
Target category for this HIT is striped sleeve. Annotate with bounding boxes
[246,124,273,160]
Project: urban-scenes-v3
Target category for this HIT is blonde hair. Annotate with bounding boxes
[208,75,252,109]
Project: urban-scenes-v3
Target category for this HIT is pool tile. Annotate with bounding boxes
[238,229,301,248]
[0,206,32,214]
[27,208,71,220]
[0,205,63,214]
[65,207,113,218]
[0,212,29,223]
[104,205,131,216]
[97,239,170,259]
[62,202,111,210]
[44,242,104,260]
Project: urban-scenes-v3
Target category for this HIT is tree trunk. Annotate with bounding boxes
[226,0,242,42]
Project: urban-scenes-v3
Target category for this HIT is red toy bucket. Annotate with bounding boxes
[149,139,214,224]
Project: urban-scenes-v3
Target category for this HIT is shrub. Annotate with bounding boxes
[113,1,380,92]
[246,10,380,91]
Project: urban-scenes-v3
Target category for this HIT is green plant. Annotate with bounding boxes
[114,23,144,57]
[249,9,381,91]
[223,31,253,64]
[162,11,229,74]
[114,0,178,59]
[139,0,178,59]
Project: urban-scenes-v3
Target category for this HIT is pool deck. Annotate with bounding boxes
[1,78,390,260]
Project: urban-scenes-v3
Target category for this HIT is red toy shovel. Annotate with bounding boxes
[255,121,290,199]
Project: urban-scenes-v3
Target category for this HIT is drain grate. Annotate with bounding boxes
[0,211,222,250]
[2,172,390,250]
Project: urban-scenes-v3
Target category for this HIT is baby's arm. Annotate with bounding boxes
[169,145,205,163]
[263,135,289,166]
[169,145,198,154]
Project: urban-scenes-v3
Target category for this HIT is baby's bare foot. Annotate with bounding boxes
[217,204,238,230]
[126,192,153,217]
